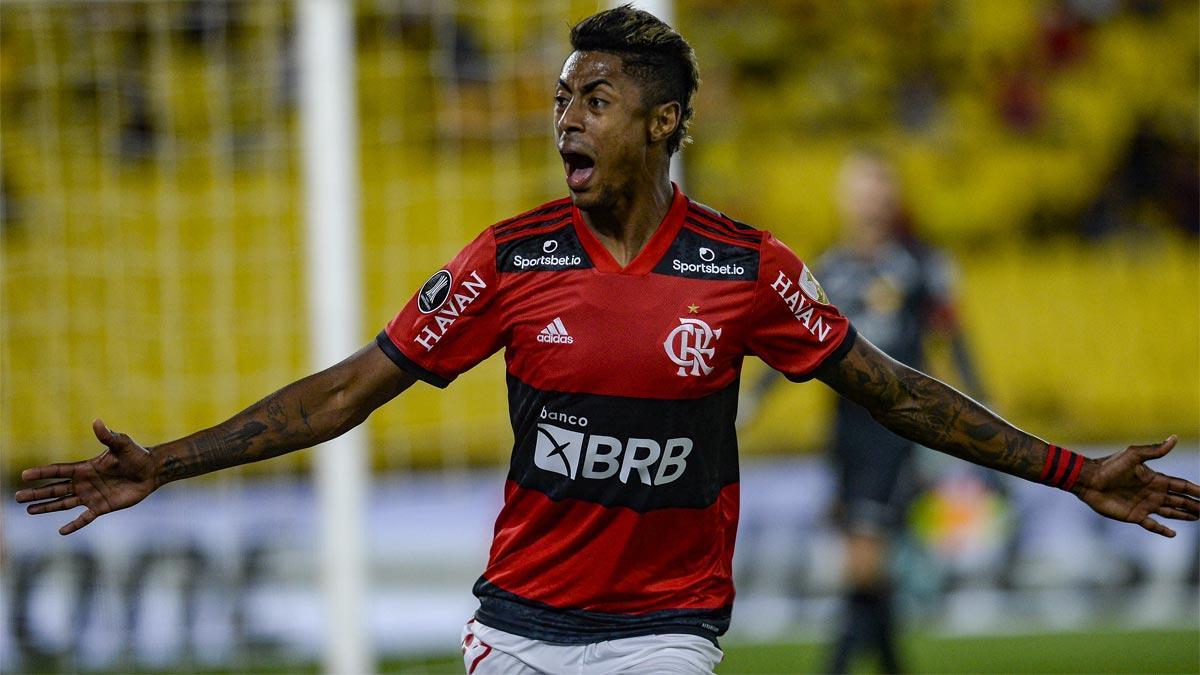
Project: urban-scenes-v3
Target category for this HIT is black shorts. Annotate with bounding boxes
[830,401,916,533]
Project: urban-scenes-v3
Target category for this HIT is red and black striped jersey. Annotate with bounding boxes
[378,185,855,644]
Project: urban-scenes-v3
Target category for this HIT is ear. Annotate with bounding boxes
[647,101,681,146]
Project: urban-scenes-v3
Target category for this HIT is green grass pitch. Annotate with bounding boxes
[386,628,1199,674]
[79,627,1197,673]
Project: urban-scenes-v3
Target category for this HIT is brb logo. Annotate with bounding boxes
[533,413,692,486]
[663,317,722,377]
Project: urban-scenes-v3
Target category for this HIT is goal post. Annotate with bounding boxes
[297,1,372,673]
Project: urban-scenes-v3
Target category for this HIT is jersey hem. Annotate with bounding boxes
[473,579,728,647]
[375,330,452,388]
[473,611,721,648]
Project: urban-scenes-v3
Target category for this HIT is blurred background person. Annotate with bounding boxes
[741,148,991,674]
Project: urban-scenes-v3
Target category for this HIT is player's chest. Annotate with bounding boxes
[499,272,754,397]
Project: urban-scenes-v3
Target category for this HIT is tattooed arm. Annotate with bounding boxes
[155,342,413,481]
[16,342,415,534]
[816,334,1200,537]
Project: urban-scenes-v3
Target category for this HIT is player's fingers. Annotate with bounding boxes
[21,463,80,482]
[93,418,134,453]
[14,480,73,503]
[1160,493,1200,517]
[1169,476,1200,499]
[1155,505,1199,521]
[1139,515,1175,538]
[59,508,97,536]
[92,418,114,445]
[26,495,82,515]
[1133,435,1177,461]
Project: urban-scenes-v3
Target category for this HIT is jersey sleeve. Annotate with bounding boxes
[746,233,857,381]
[376,228,504,388]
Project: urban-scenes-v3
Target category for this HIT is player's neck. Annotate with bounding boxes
[579,177,674,267]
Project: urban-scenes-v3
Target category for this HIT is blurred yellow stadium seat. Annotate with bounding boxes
[2,1,1196,475]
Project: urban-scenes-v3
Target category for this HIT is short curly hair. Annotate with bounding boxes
[569,4,700,155]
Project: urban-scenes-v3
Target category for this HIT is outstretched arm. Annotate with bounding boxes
[815,334,1200,537]
[153,342,413,481]
[16,342,415,534]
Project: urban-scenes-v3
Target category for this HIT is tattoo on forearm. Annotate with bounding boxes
[825,340,1043,480]
[162,456,187,482]
[299,400,314,434]
[266,395,288,431]
[163,420,269,480]
[193,421,268,473]
[152,360,384,482]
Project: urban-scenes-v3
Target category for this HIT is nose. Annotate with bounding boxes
[556,98,583,135]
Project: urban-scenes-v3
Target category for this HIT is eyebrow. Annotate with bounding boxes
[557,78,614,94]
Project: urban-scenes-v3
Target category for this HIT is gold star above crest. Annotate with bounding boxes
[687,304,700,314]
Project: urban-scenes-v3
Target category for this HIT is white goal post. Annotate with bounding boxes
[298,1,372,673]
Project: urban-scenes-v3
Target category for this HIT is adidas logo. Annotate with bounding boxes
[537,317,574,344]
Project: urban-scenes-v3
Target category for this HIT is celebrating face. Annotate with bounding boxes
[555,51,664,212]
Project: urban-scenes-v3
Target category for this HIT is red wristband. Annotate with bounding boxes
[1039,444,1084,491]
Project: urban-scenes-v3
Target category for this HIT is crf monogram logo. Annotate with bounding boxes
[663,317,722,377]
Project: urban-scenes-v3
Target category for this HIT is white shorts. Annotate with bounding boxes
[460,618,724,674]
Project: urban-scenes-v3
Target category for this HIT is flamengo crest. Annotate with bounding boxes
[664,317,722,377]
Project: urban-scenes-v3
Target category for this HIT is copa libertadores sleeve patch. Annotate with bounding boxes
[380,228,503,385]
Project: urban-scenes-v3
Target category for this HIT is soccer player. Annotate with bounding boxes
[15,7,1199,674]
[742,149,992,673]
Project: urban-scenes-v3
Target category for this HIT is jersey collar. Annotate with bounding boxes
[571,183,688,275]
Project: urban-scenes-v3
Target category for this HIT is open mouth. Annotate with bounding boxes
[562,152,596,190]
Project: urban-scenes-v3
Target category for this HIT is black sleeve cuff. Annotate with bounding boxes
[375,330,452,389]
[785,323,858,383]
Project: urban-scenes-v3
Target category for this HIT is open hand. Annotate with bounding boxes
[1074,435,1200,538]
[15,419,158,535]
